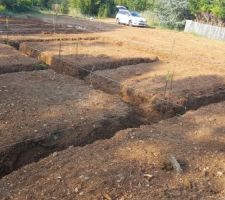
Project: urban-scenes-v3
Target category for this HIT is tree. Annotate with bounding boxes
[189,0,225,25]
[155,0,191,29]
[0,0,33,11]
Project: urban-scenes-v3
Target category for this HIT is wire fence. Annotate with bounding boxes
[185,20,225,41]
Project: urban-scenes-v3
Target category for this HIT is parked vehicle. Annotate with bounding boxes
[116,5,127,10]
[116,9,147,27]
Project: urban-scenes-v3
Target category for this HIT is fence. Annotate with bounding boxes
[184,20,225,41]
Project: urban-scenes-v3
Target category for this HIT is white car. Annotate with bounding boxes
[116,10,147,27]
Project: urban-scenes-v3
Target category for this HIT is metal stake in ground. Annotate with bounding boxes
[170,36,176,57]
[170,71,174,91]
[164,71,171,98]
[6,17,9,45]
[58,33,62,61]
[76,38,79,57]
[52,12,56,34]
[90,65,96,88]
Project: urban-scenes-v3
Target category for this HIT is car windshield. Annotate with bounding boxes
[131,12,141,17]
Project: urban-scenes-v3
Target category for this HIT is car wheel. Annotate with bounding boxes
[116,18,120,24]
[129,20,133,26]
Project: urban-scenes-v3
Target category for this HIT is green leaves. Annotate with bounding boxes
[155,0,191,29]
[1,0,224,25]
[189,0,225,21]
[68,0,154,17]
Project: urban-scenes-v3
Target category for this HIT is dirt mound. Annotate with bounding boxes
[0,70,137,178]
[87,60,225,123]
[1,102,225,199]
[20,39,157,78]
[0,43,43,74]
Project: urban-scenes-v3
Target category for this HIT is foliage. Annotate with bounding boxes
[189,0,225,23]
[0,3,6,12]
[155,0,191,29]
[67,0,156,17]
[1,0,225,27]
[0,0,35,12]
[115,0,155,11]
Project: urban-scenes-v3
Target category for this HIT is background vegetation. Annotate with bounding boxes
[0,0,225,28]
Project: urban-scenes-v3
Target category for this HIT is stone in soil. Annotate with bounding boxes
[0,70,136,177]
[0,101,225,199]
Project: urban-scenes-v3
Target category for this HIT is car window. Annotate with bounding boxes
[131,12,141,17]
[119,10,124,15]
[125,11,130,16]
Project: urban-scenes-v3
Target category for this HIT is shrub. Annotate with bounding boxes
[155,0,191,29]
[0,4,6,12]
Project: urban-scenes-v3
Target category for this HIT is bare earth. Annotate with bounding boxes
[0,14,225,199]
[0,70,135,177]
[19,39,157,78]
[0,102,225,199]
[15,16,225,122]
[0,43,43,74]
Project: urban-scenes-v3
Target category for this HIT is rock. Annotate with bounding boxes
[217,171,223,177]
[52,152,58,157]
[143,174,154,180]
[74,187,79,193]
[103,193,112,200]
[169,154,183,173]
[79,192,84,196]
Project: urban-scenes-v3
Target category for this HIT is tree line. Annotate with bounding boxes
[0,0,225,27]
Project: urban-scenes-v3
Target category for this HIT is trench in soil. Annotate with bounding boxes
[19,40,158,79]
[0,112,140,179]
[0,41,146,178]
[1,39,225,180]
[0,19,86,36]
[134,87,225,124]
[2,36,99,50]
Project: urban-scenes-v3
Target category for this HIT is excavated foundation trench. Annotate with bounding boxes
[19,40,158,79]
[2,36,99,50]
[121,85,225,123]
[0,113,139,179]
[1,39,225,181]
[2,87,225,179]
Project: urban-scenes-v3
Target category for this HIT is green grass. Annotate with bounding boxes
[34,63,48,70]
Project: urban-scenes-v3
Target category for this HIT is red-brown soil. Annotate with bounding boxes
[87,60,225,122]
[0,15,225,199]
[20,39,157,78]
[0,70,136,177]
[0,43,43,74]
[0,102,224,199]
[0,17,85,35]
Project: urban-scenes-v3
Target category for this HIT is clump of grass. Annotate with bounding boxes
[34,63,48,70]
[164,71,174,98]
[141,10,159,27]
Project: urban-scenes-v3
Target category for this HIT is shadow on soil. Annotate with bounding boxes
[1,73,224,180]
[118,74,225,123]
[65,110,225,199]
[0,105,224,199]
[50,54,156,78]
[0,79,140,178]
